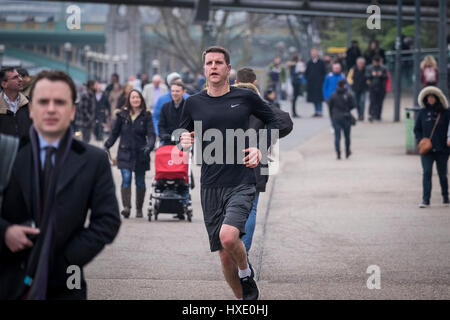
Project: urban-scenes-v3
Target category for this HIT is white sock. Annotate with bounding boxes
[238,265,251,278]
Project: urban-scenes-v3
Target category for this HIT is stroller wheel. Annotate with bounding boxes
[147,207,153,222]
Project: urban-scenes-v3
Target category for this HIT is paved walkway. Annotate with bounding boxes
[85,93,450,299]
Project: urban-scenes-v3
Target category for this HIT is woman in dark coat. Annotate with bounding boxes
[104,89,156,218]
[414,86,450,208]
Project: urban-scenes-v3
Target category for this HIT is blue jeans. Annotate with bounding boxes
[242,192,260,253]
[420,152,449,203]
[314,102,323,115]
[332,118,351,153]
[120,169,146,189]
[354,91,366,120]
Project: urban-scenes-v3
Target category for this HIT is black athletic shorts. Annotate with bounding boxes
[200,184,256,252]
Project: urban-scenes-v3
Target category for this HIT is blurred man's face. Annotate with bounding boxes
[1,70,23,92]
[310,49,318,59]
[274,57,281,65]
[152,76,161,87]
[332,64,341,74]
[204,52,231,86]
[29,79,75,141]
[171,84,184,104]
[356,59,365,69]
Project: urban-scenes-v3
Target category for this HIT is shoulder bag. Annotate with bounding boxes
[418,113,441,155]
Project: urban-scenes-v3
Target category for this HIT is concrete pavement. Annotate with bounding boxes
[85,93,450,299]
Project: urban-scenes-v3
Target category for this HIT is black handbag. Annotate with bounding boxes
[350,114,357,126]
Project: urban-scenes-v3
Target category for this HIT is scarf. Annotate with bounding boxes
[23,126,73,300]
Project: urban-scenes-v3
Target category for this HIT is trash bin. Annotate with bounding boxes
[405,106,421,154]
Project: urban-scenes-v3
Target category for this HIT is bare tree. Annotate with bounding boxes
[286,15,302,53]
[149,8,268,74]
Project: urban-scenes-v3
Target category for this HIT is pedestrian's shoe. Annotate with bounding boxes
[121,187,131,218]
[346,149,352,159]
[419,201,430,208]
[136,188,146,218]
[443,197,450,207]
[336,151,341,160]
[240,263,259,300]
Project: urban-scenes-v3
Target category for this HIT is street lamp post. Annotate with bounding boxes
[152,59,160,76]
[112,55,120,74]
[98,53,104,83]
[84,45,91,80]
[0,44,5,68]
[86,51,93,80]
[92,52,99,81]
[64,42,72,74]
[104,54,110,83]
[121,54,128,80]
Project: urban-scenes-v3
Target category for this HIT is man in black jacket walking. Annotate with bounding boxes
[158,80,187,146]
[76,80,96,143]
[366,56,388,122]
[0,70,121,300]
[329,80,356,159]
[347,57,368,121]
[305,49,327,117]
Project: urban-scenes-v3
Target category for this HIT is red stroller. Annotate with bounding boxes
[148,145,193,222]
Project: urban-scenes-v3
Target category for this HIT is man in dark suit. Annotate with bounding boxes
[0,70,121,300]
[305,48,327,117]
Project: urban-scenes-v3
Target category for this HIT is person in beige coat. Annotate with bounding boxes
[142,74,168,113]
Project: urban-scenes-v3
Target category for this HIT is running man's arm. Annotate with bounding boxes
[177,98,195,150]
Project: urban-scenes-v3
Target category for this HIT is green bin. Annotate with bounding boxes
[405,107,421,154]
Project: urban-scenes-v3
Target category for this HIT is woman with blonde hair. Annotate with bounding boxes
[420,55,438,87]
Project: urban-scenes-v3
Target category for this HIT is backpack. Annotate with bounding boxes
[270,105,293,138]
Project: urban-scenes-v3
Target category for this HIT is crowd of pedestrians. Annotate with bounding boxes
[1,35,449,301]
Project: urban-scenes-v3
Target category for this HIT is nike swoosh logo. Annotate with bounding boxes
[231,104,240,108]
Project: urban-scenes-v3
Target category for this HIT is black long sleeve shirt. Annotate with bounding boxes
[178,87,278,188]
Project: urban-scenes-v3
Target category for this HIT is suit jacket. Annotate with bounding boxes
[0,92,32,139]
[0,135,121,299]
[142,83,168,112]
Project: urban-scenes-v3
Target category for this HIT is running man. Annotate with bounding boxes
[179,46,279,300]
